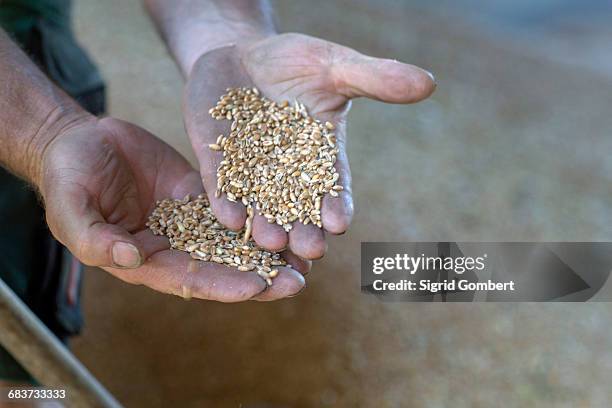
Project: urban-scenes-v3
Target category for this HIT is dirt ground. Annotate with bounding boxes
[69,0,612,407]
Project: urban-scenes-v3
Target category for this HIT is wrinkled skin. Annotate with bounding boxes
[40,117,307,302]
[36,33,434,302]
[184,33,435,260]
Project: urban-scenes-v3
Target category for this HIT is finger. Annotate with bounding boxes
[252,213,288,251]
[104,250,268,302]
[288,222,327,260]
[332,48,436,103]
[132,229,170,259]
[195,128,247,231]
[46,187,144,269]
[172,171,246,237]
[281,250,312,276]
[123,231,305,301]
[184,46,250,231]
[200,162,247,231]
[317,114,354,234]
[250,267,306,301]
[168,170,205,201]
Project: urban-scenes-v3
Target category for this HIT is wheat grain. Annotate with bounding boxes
[209,87,342,232]
[146,194,286,286]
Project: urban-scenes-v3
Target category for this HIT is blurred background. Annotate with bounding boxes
[70,0,612,406]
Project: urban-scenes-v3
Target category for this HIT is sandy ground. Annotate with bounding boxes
[68,0,612,406]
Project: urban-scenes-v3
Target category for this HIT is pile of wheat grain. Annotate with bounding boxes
[209,87,343,232]
[147,194,285,286]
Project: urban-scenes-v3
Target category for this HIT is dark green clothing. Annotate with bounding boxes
[0,0,104,96]
[0,0,71,35]
[0,0,105,383]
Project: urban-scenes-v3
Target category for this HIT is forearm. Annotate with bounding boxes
[0,30,91,187]
[144,0,276,76]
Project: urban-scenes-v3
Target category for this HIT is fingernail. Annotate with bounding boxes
[112,241,142,268]
[426,70,437,87]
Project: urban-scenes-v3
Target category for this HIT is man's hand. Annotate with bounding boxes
[183,33,436,259]
[39,117,306,301]
[0,29,303,302]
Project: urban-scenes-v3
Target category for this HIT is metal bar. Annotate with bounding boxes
[0,278,122,408]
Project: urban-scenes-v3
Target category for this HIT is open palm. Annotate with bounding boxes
[184,33,435,259]
[40,117,305,301]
